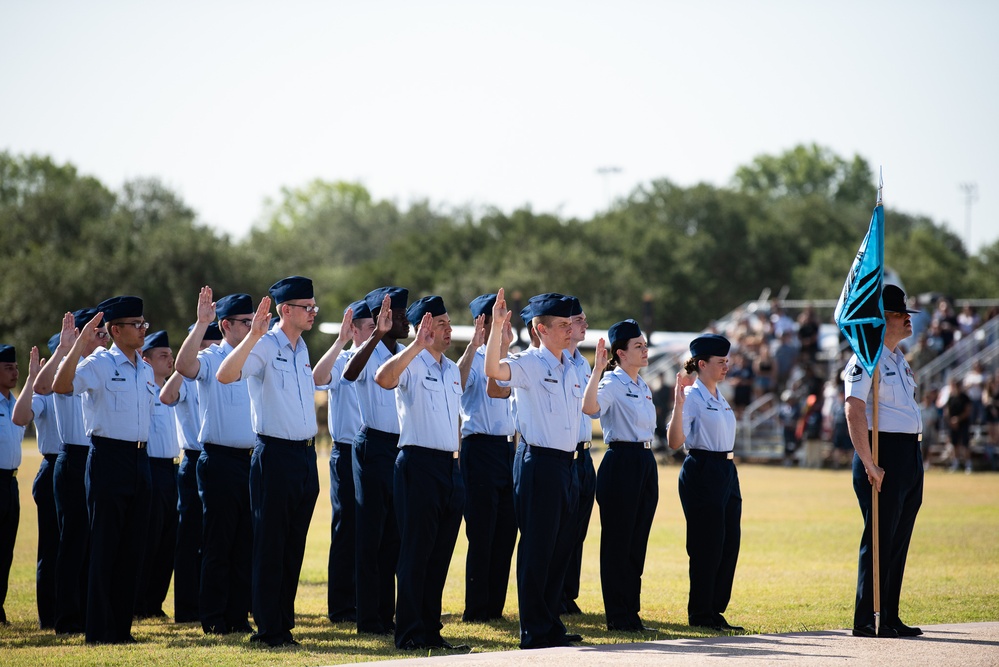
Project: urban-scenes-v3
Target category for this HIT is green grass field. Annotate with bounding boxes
[2,441,997,666]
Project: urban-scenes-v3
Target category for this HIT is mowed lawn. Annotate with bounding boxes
[2,440,997,666]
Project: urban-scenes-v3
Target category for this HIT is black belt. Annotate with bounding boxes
[204,443,254,456]
[525,444,577,460]
[63,444,89,455]
[870,432,921,444]
[148,457,179,467]
[576,441,592,452]
[608,441,653,450]
[360,425,400,439]
[401,445,459,460]
[92,435,146,449]
[183,449,201,459]
[0,468,16,478]
[332,440,353,451]
[43,453,59,462]
[687,449,734,460]
[464,434,512,445]
[257,433,314,448]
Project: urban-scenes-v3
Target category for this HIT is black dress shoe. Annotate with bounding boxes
[398,640,427,651]
[564,633,583,643]
[852,624,898,638]
[890,622,923,637]
[716,616,744,632]
[433,640,472,651]
[561,599,583,616]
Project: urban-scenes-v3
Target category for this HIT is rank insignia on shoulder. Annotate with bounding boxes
[508,352,525,360]
[846,364,863,382]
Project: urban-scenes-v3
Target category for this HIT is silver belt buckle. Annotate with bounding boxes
[452,451,459,459]
[726,452,734,460]
[572,451,578,460]
[643,441,652,449]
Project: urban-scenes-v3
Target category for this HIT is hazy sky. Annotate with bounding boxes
[3,1,996,253]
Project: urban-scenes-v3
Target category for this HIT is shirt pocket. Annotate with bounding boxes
[540,378,564,415]
[881,372,903,406]
[104,379,130,412]
[421,375,445,411]
[271,358,293,388]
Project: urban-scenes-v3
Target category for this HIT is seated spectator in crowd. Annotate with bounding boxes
[957,305,980,338]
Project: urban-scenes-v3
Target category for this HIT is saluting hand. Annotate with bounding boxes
[673,371,694,411]
[27,346,44,377]
[415,312,435,349]
[500,315,514,349]
[196,285,216,324]
[376,294,393,336]
[78,311,105,348]
[471,314,486,348]
[492,287,511,329]
[337,307,355,346]
[250,296,272,338]
[58,311,78,350]
[593,338,608,372]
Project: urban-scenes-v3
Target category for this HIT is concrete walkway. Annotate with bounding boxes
[341,622,999,667]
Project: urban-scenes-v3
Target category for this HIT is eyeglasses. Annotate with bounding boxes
[227,318,254,327]
[285,303,320,314]
[113,321,150,330]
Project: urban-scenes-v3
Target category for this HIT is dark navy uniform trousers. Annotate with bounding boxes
[562,443,595,614]
[352,426,401,634]
[32,454,59,628]
[514,443,579,650]
[173,449,202,622]
[677,449,741,626]
[135,458,178,618]
[53,444,89,634]
[0,470,17,625]
[85,436,151,644]
[394,446,465,649]
[327,440,356,622]
[460,434,517,622]
[199,443,253,634]
[595,443,658,630]
[249,434,319,646]
[851,432,923,628]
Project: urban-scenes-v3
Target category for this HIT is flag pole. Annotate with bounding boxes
[872,168,884,635]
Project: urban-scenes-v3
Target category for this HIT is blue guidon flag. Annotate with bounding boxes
[834,203,886,377]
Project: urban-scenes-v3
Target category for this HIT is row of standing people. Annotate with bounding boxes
[0,279,745,650]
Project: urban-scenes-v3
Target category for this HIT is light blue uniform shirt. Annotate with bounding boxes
[53,393,88,447]
[596,368,656,443]
[396,349,462,451]
[196,341,254,448]
[173,378,202,451]
[459,346,515,438]
[72,343,156,442]
[569,348,593,443]
[843,346,921,434]
[241,329,318,441]
[147,388,180,459]
[327,350,362,444]
[0,391,25,469]
[352,341,403,434]
[671,378,736,452]
[498,346,582,452]
[31,393,62,455]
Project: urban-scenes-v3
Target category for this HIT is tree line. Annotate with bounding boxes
[2,144,997,363]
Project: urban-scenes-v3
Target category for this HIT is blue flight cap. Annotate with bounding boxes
[608,319,642,346]
[406,295,447,327]
[689,333,731,358]
[0,345,14,363]
[216,293,254,320]
[268,276,314,304]
[190,322,223,341]
[97,296,143,322]
[519,304,533,323]
[47,334,61,354]
[528,292,574,318]
[469,294,497,319]
[566,296,583,317]
[72,308,98,332]
[364,286,409,315]
[142,330,170,352]
[346,299,372,320]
